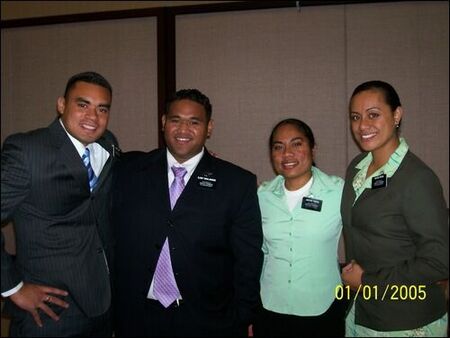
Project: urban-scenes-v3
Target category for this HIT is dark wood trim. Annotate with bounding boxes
[157,9,176,148]
[1,7,162,28]
[1,0,431,27]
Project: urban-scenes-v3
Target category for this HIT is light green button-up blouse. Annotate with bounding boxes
[257,166,344,316]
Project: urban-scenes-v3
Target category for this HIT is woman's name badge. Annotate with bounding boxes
[301,197,322,212]
[372,173,387,189]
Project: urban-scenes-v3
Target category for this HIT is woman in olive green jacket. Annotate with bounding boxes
[341,80,448,337]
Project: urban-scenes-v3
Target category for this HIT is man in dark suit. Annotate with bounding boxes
[1,71,118,337]
[113,89,263,336]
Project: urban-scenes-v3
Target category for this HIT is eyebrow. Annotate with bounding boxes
[74,97,111,109]
[272,136,303,144]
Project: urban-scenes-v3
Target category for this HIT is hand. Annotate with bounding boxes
[9,283,69,327]
[341,260,364,291]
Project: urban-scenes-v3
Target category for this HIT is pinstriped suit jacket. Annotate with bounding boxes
[1,119,117,317]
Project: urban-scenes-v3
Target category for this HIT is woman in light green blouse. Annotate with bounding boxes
[253,118,346,337]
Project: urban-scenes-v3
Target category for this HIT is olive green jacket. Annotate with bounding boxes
[341,150,448,331]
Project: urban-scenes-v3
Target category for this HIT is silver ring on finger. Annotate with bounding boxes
[45,295,51,302]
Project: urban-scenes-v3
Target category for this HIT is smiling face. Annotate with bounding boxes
[349,89,402,161]
[57,81,111,146]
[162,99,213,163]
[271,123,314,190]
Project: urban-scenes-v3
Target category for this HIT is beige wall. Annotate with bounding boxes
[176,2,449,204]
[1,17,158,152]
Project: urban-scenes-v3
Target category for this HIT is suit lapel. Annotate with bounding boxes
[92,136,115,192]
[48,119,88,189]
[172,150,215,213]
[142,149,171,212]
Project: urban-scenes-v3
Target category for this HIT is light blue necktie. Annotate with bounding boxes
[82,148,98,191]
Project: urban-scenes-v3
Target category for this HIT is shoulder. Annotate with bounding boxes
[258,176,283,194]
[2,126,51,152]
[210,155,256,182]
[102,129,118,146]
[400,151,443,187]
[115,148,163,172]
[313,166,344,190]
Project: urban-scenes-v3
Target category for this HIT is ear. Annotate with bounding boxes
[56,97,65,116]
[393,106,403,126]
[161,114,167,131]
[207,119,214,138]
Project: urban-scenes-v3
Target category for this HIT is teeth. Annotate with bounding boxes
[361,133,376,139]
[82,124,96,130]
[176,137,189,142]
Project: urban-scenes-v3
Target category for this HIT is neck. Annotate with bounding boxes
[371,137,400,170]
[284,171,312,191]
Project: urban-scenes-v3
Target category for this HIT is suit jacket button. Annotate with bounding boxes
[168,220,174,227]
[97,248,103,253]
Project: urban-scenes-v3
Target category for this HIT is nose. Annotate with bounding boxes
[85,106,99,119]
[282,145,294,156]
[357,116,370,131]
[177,119,192,131]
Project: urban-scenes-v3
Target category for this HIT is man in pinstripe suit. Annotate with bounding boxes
[1,71,118,337]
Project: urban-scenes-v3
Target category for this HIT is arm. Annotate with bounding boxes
[1,136,69,327]
[230,174,263,326]
[363,168,448,286]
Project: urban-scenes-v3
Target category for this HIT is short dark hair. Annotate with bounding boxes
[350,80,401,112]
[64,71,112,98]
[166,89,212,121]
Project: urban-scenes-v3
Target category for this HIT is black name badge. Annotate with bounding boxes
[197,174,216,189]
[372,174,387,189]
[301,197,322,212]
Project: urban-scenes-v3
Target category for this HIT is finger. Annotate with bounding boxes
[40,286,69,296]
[40,303,60,322]
[342,263,353,272]
[31,309,43,327]
[46,295,69,309]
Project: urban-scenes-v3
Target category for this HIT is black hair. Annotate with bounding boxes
[269,118,316,167]
[166,89,212,121]
[64,71,112,98]
[350,80,401,111]
[269,118,316,149]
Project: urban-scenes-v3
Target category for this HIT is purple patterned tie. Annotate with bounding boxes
[153,238,181,307]
[153,166,186,307]
[169,166,187,210]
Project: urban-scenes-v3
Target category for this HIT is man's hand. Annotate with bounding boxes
[9,283,69,327]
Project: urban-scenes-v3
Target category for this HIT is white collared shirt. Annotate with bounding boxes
[166,147,204,187]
